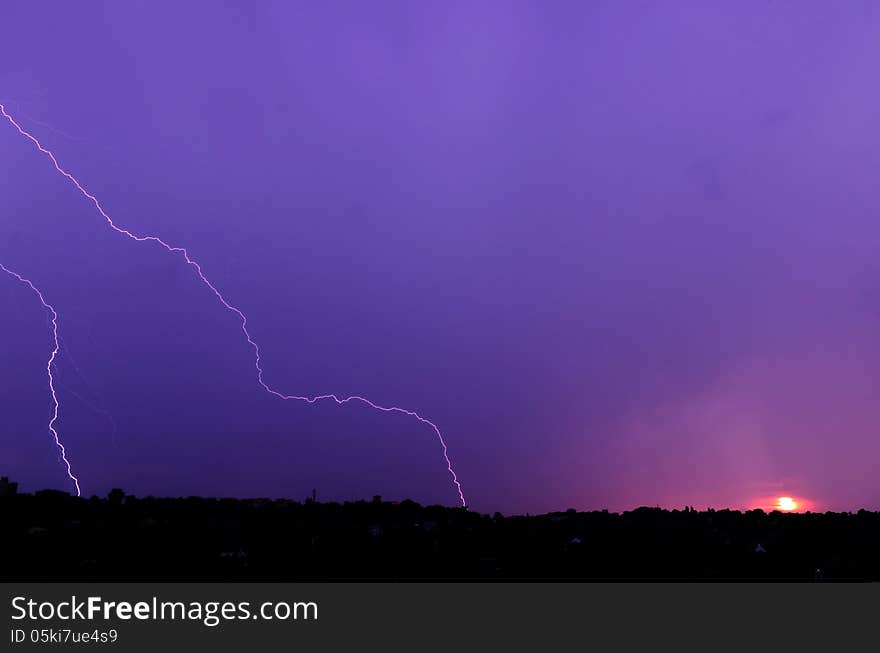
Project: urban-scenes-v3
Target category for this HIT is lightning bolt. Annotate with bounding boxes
[56,335,118,446]
[1,262,81,496]
[0,103,466,506]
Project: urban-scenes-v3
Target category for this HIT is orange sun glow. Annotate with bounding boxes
[775,496,798,512]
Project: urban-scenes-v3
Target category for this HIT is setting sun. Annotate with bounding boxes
[749,494,816,513]
[776,497,798,512]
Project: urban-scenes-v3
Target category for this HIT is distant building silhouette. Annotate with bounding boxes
[108,488,128,505]
[0,477,18,497]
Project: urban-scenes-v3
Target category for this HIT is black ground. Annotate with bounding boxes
[2,489,877,581]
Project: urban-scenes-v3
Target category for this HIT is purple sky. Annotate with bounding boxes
[2,1,879,513]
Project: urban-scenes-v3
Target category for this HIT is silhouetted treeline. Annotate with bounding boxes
[1,489,878,581]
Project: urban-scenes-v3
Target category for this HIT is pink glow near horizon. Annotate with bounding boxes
[0,262,81,496]
[0,103,466,506]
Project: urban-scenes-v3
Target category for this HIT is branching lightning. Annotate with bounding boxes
[57,335,118,446]
[0,103,466,506]
[0,262,81,496]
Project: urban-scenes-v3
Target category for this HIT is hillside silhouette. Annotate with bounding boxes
[1,481,877,581]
